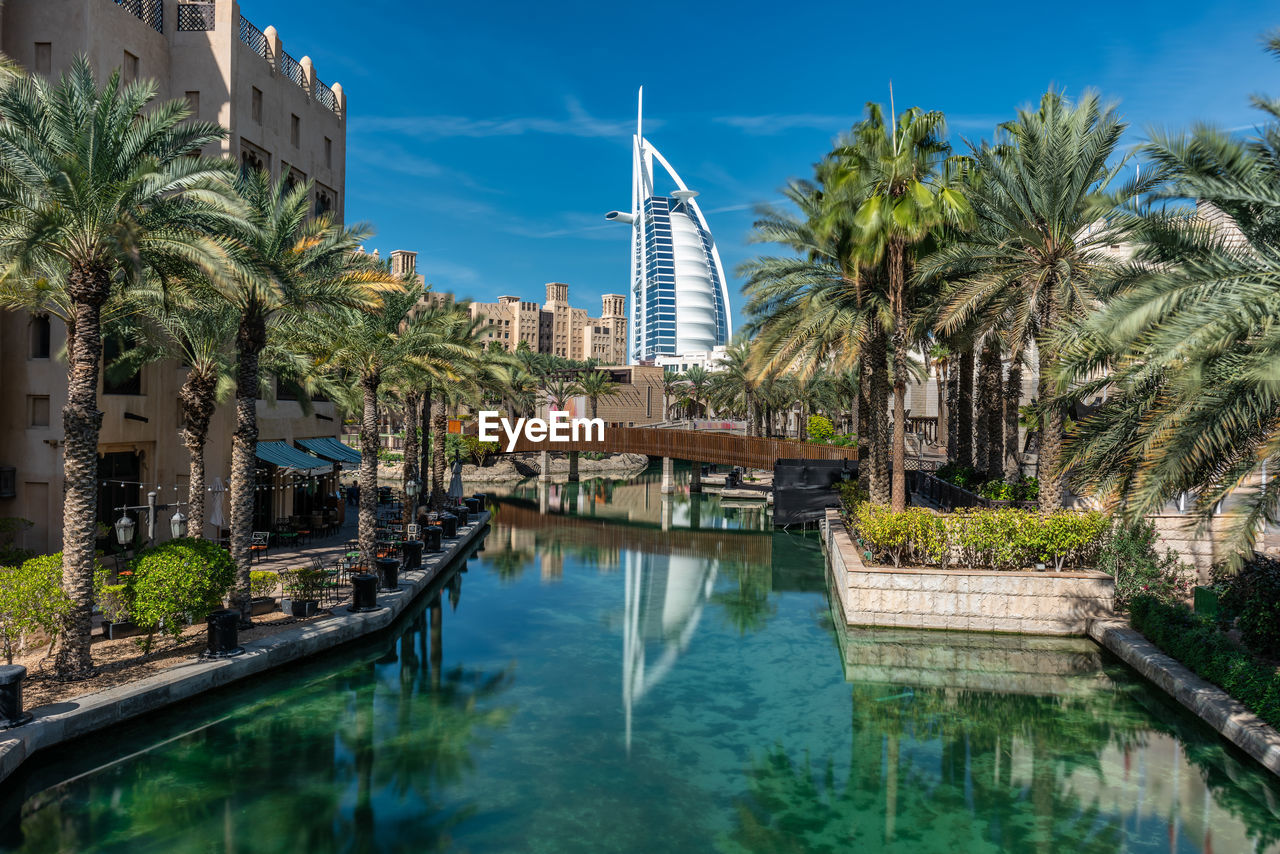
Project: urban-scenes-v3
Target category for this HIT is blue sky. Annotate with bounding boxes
[246,0,1279,328]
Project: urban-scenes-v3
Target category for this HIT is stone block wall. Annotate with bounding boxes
[823,509,1115,636]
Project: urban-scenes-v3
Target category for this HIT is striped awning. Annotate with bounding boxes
[297,436,362,465]
[255,441,332,475]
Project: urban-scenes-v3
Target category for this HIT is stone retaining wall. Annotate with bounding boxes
[0,513,490,786]
[822,508,1114,635]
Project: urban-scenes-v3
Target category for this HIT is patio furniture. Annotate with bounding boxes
[249,531,270,563]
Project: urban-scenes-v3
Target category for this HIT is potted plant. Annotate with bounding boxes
[98,582,137,640]
[280,567,325,619]
[249,570,278,617]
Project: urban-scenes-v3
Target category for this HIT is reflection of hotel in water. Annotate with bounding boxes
[623,550,716,752]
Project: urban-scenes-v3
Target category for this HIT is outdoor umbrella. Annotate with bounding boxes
[208,477,227,534]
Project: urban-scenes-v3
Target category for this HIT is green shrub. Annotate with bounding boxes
[837,481,869,511]
[97,583,130,623]
[0,553,74,664]
[250,570,278,600]
[807,415,836,443]
[977,480,1014,501]
[126,538,236,652]
[1034,511,1110,571]
[847,503,1108,571]
[279,567,327,602]
[853,503,913,566]
[378,449,404,463]
[1096,519,1194,609]
[935,463,981,490]
[460,434,499,466]
[1220,555,1280,658]
[1130,596,1280,728]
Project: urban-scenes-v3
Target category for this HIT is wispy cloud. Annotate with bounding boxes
[502,213,627,241]
[353,96,650,140]
[714,113,853,135]
[348,143,498,192]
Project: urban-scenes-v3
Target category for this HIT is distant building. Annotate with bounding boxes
[606,88,732,363]
[392,250,627,365]
[0,1,349,553]
[655,346,727,375]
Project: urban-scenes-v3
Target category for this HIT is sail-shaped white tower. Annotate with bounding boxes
[606,88,732,363]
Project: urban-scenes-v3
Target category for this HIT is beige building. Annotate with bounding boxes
[0,0,350,553]
[471,283,627,363]
[389,249,628,365]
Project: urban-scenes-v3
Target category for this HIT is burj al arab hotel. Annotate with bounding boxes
[606,89,732,363]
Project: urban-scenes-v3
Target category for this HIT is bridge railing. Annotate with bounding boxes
[487,424,857,470]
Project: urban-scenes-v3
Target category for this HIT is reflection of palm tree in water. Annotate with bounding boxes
[711,561,775,635]
[334,586,514,852]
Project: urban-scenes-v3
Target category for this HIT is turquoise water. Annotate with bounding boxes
[4,469,1280,852]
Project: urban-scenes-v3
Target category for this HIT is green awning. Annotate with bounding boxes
[255,441,332,475]
[297,436,362,465]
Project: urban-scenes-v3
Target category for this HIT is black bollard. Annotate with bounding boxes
[349,573,381,612]
[456,506,470,527]
[465,497,481,515]
[472,492,488,510]
[424,525,442,552]
[0,665,32,729]
[202,609,245,659]
[376,556,401,591]
[401,539,424,570]
[439,511,458,539]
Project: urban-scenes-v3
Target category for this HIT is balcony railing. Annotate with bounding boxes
[238,14,341,117]
[113,0,163,33]
[315,79,337,113]
[238,15,269,60]
[280,51,305,90]
[176,2,215,31]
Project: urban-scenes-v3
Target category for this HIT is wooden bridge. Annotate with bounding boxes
[490,425,858,471]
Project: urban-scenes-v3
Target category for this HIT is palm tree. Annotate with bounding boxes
[218,170,396,622]
[923,90,1154,510]
[713,338,764,437]
[682,365,712,418]
[1055,39,1280,557]
[302,283,477,569]
[541,376,580,412]
[0,58,239,677]
[661,371,683,421]
[829,104,971,510]
[576,370,621,419]
[741,171,889,498]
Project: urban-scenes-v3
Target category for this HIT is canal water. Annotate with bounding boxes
[4,467,1280,853]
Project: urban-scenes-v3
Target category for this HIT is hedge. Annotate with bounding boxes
[848,503,1108,571]
[1129,596,1280,728]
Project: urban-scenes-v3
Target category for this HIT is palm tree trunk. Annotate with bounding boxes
[745,389,756,437]
[1038,347,1065,511]
[977,339,1003,480]
[432,406,448,509]
[54,264,109,678]
[865,331,891,506]
[427,389,437,501]
[230,316,266,627]
[589,396,598,420]
[956,347,974,469]
[891,331,908,512]
[946,359,960,463]
[403,391,420,497]
[180,368,217,538]
[936,359,948,457]
[358,374,380,569]
[1004,362,1023,483]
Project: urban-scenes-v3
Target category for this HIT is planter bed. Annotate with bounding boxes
[821,508,1114,635]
